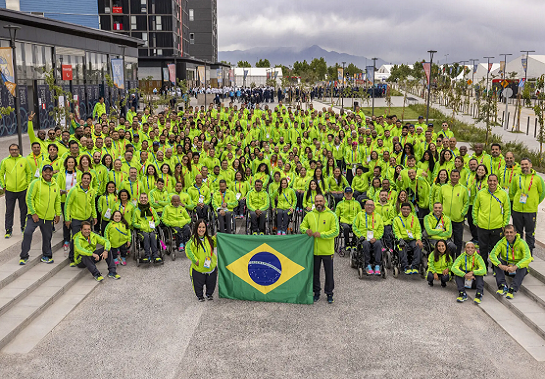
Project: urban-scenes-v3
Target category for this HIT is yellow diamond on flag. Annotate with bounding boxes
[225,243,305,295]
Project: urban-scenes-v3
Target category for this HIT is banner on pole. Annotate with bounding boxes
[521,58,528,73]
[488,63,493,73]
[473,64,478,74]
[337,67,343,83]
[168,64,176,84]
[422,62,431,85]
[243,69,248,80]
[110,58,125,90]
[519,78,526,88]
[499,61,506,75]
[366,65,375,82]
[198,66,206,83]
[0,47,16,97]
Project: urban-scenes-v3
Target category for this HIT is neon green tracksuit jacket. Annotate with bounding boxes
[300,207,340,256]
[26,177,62,220]
[490,234,532,269]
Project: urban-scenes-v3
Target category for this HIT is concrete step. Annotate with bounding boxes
[0,233,64,290]
[1,275,99,354]
[519,274,545,311]
[483,275,545,342]
[0,262,87,351]
[467,290,545,361]
[0,256,69,317]
[529,256,545,285]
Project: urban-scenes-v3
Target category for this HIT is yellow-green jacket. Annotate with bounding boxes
[426,252,453,275]
[472,187,511,230]
[438,183,469,223]
[73,231,111,265]
[509,169,545,213]
[149,188,170,213]
[424,213,452,240]
[247,189,270,211]
[132,206,160,232]
[490,234,533,269]
[334,198,361,224]
[271,188,297,211]
[451,252,487,277]
[353,211,384,240]
[104,221,130,249]
[212,189,238,212]
[65,185,97,222]
[186,236,217,273]
[0,155,32,192]
[161,204,191,228]
[393,213,422,241]
[26,177,61,220]
[300,207,339,256]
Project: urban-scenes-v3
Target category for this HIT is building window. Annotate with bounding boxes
[156,16,162,31]
[141,0,146,12]
[142,32,148,47]
[105,6,110,13]
[190,33,194,44]
[189,9,194,21]
[131,16,136,30]
[157,49,162,56]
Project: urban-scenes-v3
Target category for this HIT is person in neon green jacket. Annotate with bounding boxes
[353,199,384,275]
[335,187,362,252]
[185,220,217,301]
[472,174,511,269]
[74,221,117,282]
[187,174,211,221]
[212,180,238,234]
[438,169,469,256]
[300,194,339,303]
[423,203,457,255]
[490,225,532,299]
[0,143,32,237]
[247,179,271,235]
[104,210,130,266]
[328,167,349,206]
[149,179,171,214]
[162,195,191,251]
[509,158,545,254]
[271,178,296,235]
[392,202,423,275]
[92,97,106,120]
[27,112,48,152]
[65,172,97,266]
[426,239,453,287]
[19,165,61,265]
[97,181,118,234]
[232,171,251,218]
[132,192,162,263]
[451,242,486,304]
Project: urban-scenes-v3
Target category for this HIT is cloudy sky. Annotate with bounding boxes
[218,0,543,64]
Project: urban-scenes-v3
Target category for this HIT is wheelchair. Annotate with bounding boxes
[334,223,355,257]
[350,237,387,279]
[157,224,179,261]
[212,209,237,234]
[381,225,396,270]
[244,207,272,235]
[390,238,427,279]
[270,208,300,235]
[131,228,166,267]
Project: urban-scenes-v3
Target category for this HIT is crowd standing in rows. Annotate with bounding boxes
[0,97,543,304]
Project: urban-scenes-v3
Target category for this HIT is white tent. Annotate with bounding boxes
[490,55,545,80]
[233,67,283,87]
[451,63,500,84]
[376,64,413,81]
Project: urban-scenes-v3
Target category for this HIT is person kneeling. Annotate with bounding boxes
[490,224,532,299]
[426,240,453,287]
[451,242,486,304]
[74,221,118,281]
[353,199,384,276]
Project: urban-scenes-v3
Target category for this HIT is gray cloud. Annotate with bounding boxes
[218,0,545,64]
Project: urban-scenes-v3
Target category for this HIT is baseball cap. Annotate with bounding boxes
[344,187,353,193]
[42,164,53,172]
[153,141,160,146]
[133,133,139,138]
[418,116,424,119]
[352,142,358,146]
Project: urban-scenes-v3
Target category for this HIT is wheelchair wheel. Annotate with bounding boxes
[131,231,138,262]
[358,267,364,279]
[393,266,399,278]
[156,227,166,262]
[245,210,251,235]
[349,249,357,269]
[335,235,344,257]
[381,263,387,279]
[166,228,176,261]
[384,249,392,270]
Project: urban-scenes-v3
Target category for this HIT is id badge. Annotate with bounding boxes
[35,168,40,178]
[519,194,528,204]
[464,278,473,289]
[367,231,374,240]
[312,204,315,210]
[132,199,137,206]
[407,231,414,239]
[236,193,241,200]
[199,195,204,203]
[104,208,112,219]
[204,258,211,268]
[266,133,270,138]
[149,221,155,229]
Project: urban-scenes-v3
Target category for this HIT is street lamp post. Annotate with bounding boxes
[484,56,495,134]
[499,53,512,80]
[372,57,378,116]
[469,58,479,97]
[3,25,23,154]
[425,50,437,124]
[516,50,535,132]
[341,61,346,109]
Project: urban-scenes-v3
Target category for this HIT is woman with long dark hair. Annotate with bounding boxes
[418,150,435,184]
[426,239,454,287]
[186,219,217,302]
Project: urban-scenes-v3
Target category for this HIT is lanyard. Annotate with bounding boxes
[465,254,476,273]
[113,171,123,183]
[115,227,128,236]
[66,171,75,187]
[282,191,290,204]
[398,215,414,229]
[105,194,116,208]
[506,239,516,261]
[195,184,201,196]
[503,165,515,186]
[434,214,444,229]
[519,174,534,194]
[365,213,375,229]
[129,180,139,197]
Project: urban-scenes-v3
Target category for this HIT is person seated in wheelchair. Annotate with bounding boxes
[334,187,361,253]
[132,192,162,264]
[423,202,457,255]
[353,199,384,276]
[451,242,486,304]
[303,180,323,214]
[270,178,297,235]
[426,239,454,288]
[233,171,250,219]
[169,181,195,212]
[161,195,192,251]
[376,189,394,250]
[187,174,211,221]
[212,180,238,234]
[393,202,423,275]
[247,179,270,235]
[489,224,533,300]
[328,167,349,207]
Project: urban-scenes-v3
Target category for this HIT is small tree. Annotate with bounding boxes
[43,68,77,129]
[255,59,271,68]
[237,61,251,68]
[533,75,545,163]
[475,74,501,145]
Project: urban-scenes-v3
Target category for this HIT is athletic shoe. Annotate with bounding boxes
[277,231,281,236]
[108,273,121,280]
[69,262,77,267]
[198,297,205,302]
[282,231,286,235]
[456,291,468,302]
[179,243,185,251]
[19,258,28,265]
[496,284,508,296]
[441,282,447,288]
[113,258,119,265]
[206,295,213,301]
[327,294,334,304]
[121,257,127,266]
[428,281,434,287]
[41,257,54,264]
[154,257,163,264]
[94,275,104,282]
[252,232,258,235]
[506,288,515,300]
[366,265,374,275]
[259,232,264,235]
[142,257,150,263]
[4,232,11,239]
[474,293,483,304]
[411,268,419,275]
[404,268,412,275]
[374,265,381,276]
[63,242,69,251]
[313,293,320,302]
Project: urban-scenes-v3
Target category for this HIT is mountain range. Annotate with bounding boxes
[218,45,387,69]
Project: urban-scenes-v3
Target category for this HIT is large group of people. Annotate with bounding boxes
[0,96,543,305]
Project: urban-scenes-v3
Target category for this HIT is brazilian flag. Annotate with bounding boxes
[217,234,314,304]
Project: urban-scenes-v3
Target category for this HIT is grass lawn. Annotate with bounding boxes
[359,107,427,121]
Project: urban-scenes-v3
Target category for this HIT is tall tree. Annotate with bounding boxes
[237,61,251,68]
[255,59,271,68]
